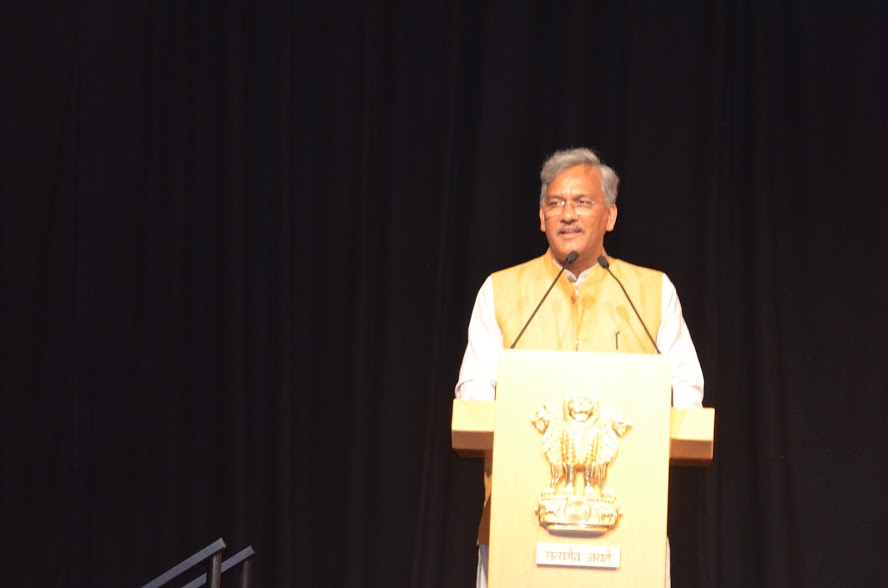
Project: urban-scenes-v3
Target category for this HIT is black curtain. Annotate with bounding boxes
[2,1,886,586]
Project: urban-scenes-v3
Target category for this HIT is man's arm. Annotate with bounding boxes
[658,274,705,408]
[455,276,501,401]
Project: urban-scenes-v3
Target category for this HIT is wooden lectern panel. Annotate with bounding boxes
[670,407,715,464]
[450,399,495,458]
[452,403,714,463]
[488,350,672,588]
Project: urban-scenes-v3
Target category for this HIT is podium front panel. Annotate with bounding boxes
[489,350,671,588]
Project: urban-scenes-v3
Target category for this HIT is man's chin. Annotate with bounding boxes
[551,248,580,263]
[553,238,585,256]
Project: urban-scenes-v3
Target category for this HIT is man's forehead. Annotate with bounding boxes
[547,165,601,193]
[546,185,599,197]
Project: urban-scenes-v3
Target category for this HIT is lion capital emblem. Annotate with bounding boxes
[531,393,631,535]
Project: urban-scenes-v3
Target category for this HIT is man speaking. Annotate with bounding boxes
[455,147,704,587]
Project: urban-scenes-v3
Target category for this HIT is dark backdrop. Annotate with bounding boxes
[2,1,886,587]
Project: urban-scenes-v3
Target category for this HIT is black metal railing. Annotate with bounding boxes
[141,538,255,588]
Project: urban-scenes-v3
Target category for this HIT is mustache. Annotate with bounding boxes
[556,221,584,234]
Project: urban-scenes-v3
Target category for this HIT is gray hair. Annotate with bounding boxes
[538,147,619,206]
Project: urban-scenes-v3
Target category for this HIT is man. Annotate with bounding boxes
[455,147,704,587]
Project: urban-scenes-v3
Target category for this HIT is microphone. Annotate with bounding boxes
[598,256,661,354]
[509,251,579,349]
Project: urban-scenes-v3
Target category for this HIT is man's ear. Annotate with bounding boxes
[606,204,618,232]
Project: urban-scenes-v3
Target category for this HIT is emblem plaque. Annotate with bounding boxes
[531,394,631,536]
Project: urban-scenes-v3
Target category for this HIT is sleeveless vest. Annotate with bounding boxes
[494,252,662,352]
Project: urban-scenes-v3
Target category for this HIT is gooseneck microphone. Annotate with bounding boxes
[509,251,579,349]
[598,255,661,354]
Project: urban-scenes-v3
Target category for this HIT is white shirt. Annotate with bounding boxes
[455,263,704,408]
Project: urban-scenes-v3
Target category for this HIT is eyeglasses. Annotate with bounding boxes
[541,197,601,218]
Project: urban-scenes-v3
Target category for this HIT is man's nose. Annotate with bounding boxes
[560,201,579,219]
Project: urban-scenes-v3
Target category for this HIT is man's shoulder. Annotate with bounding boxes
[491,253,548,280]
[608,257,664,279]
[606,257,668,295]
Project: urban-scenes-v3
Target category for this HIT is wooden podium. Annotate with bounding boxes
[452,350,714,587]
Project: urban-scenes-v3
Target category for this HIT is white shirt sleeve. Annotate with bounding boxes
[455,276,500,401]
[658,274,705,408]
[454,273,705,408]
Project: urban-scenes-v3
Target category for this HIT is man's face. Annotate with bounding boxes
[538,164,618,274]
